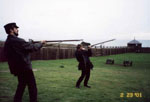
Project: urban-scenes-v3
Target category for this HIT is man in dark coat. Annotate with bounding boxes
[4,23,46,102]
[75,44,93,88]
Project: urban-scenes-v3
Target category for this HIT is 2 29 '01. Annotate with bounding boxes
[120,92,142,98]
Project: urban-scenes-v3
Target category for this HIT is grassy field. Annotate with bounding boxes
[0,53,150,102]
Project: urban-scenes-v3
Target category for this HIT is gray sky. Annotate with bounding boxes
[0,0,150,44]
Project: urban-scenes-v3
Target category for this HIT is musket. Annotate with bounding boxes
[81,39,116,47]
[81,41,91,46]
[91,39,116,47]
[29,39,83,43]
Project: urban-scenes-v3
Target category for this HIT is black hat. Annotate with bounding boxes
[81,41,91,46]
[4,23,19,29]
[4,23,19,34]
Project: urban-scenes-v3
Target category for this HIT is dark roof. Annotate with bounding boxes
[128,39,141,44]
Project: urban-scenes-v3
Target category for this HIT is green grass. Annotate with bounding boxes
[0,53,150,102]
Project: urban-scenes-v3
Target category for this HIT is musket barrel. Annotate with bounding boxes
[91,39,116,47]
[31,39,83,43]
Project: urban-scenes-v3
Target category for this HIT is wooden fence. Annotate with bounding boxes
[0,46,133,62]
[0,46,149,62]
[141,47,150,53]
[30,47,76,60]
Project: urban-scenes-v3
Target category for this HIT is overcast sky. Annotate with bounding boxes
[0,0,150,45]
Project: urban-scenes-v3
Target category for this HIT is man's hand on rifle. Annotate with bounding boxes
[88,46,91,49]
[41,40,47,44]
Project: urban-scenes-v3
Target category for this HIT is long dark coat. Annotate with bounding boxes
[75,49,93,70]
[4,35,43,76]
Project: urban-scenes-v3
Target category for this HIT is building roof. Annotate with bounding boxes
[128,39,142,44]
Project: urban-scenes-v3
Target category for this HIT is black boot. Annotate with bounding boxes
[76,85,80,88]
[84,85,91,88]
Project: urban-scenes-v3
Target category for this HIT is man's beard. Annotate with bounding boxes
[14,32,19,36]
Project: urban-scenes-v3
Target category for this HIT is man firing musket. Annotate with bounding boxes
[75,39,116,88]
[4,23,46,102]
[3,22,83,102]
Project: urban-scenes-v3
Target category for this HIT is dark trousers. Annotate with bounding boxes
[76,68,91,86]
[14,69,37,102]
